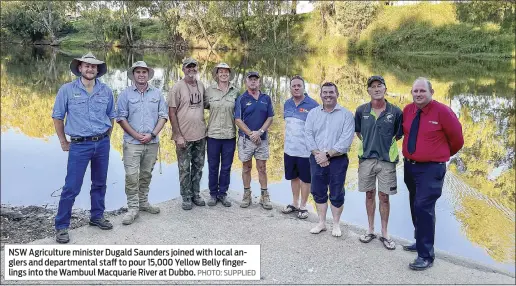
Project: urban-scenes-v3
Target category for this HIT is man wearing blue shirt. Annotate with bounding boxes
[52,52,116,243]
[282,75,319,219]
[234,71,274,209]
[116,61,168,225]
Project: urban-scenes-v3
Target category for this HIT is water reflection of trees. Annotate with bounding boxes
[2,46,515,263]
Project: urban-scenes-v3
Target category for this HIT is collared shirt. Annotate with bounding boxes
[402,100,464,162]
[52,78,116,137]
[284,95,320,157]
[166,79,206,142]
[355,100,403,163]
[304,104,355,154]
[205,84,239,139]
[234,91,274,140]
[116,84,168,144]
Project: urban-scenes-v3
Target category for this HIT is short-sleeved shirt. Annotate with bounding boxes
[283,95,319,158]
[205,84,239,139]
[167,79,206,142]
[116,85,168,144]
[355,100,403,163]
[234,91,274,140]
[52,78,116,137]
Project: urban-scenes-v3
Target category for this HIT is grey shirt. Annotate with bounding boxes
[355,100,403,163]
[304,104,355,154]
[116,85,168,144]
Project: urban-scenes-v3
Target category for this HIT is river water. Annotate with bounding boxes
[1,46,514,273]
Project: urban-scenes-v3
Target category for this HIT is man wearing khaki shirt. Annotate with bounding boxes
[168,58,207,210]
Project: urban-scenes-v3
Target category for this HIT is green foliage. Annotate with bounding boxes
[455,0,515,32]
[352,2,514,57]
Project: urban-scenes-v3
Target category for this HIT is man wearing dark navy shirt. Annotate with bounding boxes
[234,71,274,210]
[402,77,464,271]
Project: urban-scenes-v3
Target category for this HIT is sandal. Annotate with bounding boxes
[297,209,308,219]
[359,233,377,243]
[379,237,396,250]
[281,204,298,214]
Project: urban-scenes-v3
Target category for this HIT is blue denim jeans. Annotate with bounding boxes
[55,136,110,230]
[207,137,236,198]
[309,154,348,208]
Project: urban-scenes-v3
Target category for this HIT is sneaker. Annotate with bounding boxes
[89,217,113,230]
[122,209,139,225]
[207,196,218,206]
[139,203,160,214]
[56,228,70,244]
[182,198,193,210]
[218,196,232,207]
[192,195,206,206]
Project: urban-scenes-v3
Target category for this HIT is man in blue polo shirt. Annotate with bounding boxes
[281,75,319,219]
[52,52,116,244]
[234,71,274,210]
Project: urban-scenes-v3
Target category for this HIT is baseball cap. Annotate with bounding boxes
[182,57,198,68]
[367,75,386,87]
[246,71,260,79]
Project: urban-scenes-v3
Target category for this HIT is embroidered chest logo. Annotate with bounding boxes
[298,108,309,113]
[245,101,253,106]
[385,114,394,123]
[363,115,370,119]
[429,121,438,125]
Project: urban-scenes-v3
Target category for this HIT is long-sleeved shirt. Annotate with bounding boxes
[116,85,168,144]
[205,84,239,139]
[402,100,464,162]
[304,104,355,154]
[52,78,116,137]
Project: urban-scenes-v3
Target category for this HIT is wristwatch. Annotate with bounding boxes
[151,132,157,139]
[259,129,265,134]
[326,152,331,159]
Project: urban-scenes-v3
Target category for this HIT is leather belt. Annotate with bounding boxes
[70,133,108,143]
[404,158,445,165]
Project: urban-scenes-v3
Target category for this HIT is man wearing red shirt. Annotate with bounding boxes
[402,77,464,271]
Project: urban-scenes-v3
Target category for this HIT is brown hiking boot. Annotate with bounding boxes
[260,190,272,210]
[240,189,252,208]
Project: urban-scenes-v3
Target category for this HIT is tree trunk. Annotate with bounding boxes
[291,0,297,14]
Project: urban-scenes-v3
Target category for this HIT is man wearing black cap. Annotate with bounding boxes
[354,75,403,250]
[234,71,274,209]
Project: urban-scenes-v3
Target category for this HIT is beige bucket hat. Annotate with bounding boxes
[127,61,155,81]
[212,62,235,81]
[69,52,107,78]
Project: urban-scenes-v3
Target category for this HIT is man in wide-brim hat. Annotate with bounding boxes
[116,61,167,225]
[51,52,116,244]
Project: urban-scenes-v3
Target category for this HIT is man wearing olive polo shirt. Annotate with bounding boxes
[355,75,403,250]
[234,71,274,210]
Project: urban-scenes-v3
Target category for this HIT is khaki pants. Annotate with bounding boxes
[123,142,159,209]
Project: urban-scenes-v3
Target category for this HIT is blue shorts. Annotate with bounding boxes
[284,153,311,183]
[309,154,348,208]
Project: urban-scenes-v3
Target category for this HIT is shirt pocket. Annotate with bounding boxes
[69,98,88,116]
[128,97,141,113]
[148,96,160,113]
[93,96,109,113]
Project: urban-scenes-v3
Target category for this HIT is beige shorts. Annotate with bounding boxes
[237,136,269,162]
[358,158,397,195]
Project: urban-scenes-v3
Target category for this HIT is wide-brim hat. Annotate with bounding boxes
[127,61,155,81]
[69,52,107,78]
[211,62,235,82]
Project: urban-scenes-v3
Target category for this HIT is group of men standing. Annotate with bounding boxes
[52,52,464,271]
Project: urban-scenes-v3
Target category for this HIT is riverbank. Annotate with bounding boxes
[0,191,514,284]
[0,204,127,249]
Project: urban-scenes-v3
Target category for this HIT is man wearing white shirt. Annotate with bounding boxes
[304,82,355,237]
